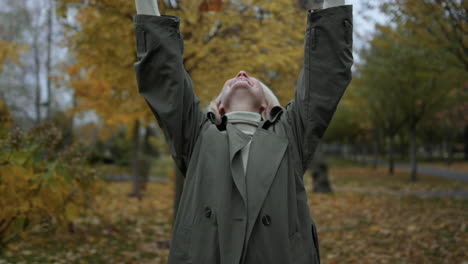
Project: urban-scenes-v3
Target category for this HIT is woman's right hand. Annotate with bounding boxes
[135,0,160,16]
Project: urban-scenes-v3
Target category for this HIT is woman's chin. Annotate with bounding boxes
[231,80,252,90]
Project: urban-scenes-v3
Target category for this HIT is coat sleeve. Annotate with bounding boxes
[284,5,353,170]
[133,14,205,175]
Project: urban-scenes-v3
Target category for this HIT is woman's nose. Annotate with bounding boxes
[236,71,249,78]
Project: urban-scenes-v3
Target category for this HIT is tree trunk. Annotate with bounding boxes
[464,124,468,161]
[69,94,77,143]
[45,0,53,119]
[33,30,41,124]
[311,161,332,193]
[410,123,418,182]
[447,141,454,166]
[310,145,332,193]
[427,144,433,162]
[353,143,359,162]
[130,119,142,198]
[388,134,395,174]
[139,126,152,192]
[399,133,406,160]
[173,165,184,224]
[438,143,443,160]
[372,129,380,169]
[425,127,433,162]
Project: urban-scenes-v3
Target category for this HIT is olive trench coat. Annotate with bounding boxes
[133,5,353,264]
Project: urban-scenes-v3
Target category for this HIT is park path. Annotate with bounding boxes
[393,162,468,182]
[356,157,468,182]
[335,187,468,199]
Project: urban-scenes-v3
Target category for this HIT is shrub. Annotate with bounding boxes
[0,123,104,249]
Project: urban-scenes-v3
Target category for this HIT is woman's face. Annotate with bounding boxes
[219,71,267,115]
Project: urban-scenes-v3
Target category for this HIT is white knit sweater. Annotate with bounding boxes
[225,111,261,175]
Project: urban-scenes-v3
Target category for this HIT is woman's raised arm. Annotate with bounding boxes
[133,0,206,175]
[284,2,353,170]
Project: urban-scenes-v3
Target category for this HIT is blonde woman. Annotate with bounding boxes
[133,0,352,263]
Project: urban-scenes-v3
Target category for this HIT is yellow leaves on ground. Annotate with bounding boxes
[304,166,468,264]
[2,163,468,263]
[2,182,174,263]
[309,190,468,264]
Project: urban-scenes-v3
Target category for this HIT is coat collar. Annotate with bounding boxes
[206,105,285,131]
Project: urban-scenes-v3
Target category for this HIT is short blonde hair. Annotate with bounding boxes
[206,81,281,125]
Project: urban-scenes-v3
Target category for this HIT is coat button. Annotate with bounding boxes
[204,207,212,218]
[262,214,271,226]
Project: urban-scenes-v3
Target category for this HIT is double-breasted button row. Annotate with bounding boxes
[205,206,212,218]
[262,214,271,226]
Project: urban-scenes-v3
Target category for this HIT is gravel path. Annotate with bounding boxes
[335,187,468,199]
[355,157,468,182]
[394,162,468,182]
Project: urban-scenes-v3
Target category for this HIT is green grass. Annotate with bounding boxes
[325,156,363,168]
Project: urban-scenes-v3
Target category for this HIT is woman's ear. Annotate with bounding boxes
[260,103,268,121]
[219,104,226,116]
[209,100,222,125]
[219,105,226,115]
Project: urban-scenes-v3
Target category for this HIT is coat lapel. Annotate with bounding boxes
[244,128,288,245]
[226,123,251,205]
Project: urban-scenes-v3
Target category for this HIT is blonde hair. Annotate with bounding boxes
[206,81,281,125]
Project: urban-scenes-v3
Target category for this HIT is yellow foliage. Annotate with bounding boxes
[0,40,26,73]
[0,124,104,247]
[0,99,12,130]
[57,0,307,128]
[385,0,467,72]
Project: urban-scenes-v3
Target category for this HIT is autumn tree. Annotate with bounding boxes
[56,0,308,196]
[1,0,65,128]
[355,29,409,174]
[358,21,463,180]
[0,40,20,74]
[432,86,468,163]
[383,0,467,71]
[380,0,466,179]
[57,0,306,123]
[324,80,370,161]
[0,5,25,74]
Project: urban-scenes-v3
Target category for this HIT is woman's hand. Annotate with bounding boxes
[135,0,160,16]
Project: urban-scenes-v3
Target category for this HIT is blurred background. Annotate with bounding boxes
[0,0,467,263]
